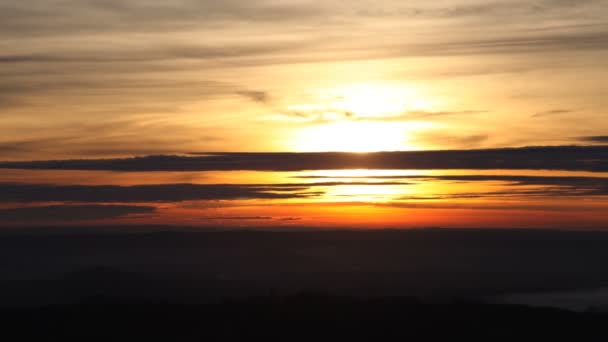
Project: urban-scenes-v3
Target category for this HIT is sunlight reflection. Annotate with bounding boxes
[322,184,410,203]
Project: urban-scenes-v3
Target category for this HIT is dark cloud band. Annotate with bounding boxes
[0,183,324,203]
[580,136,608,144]
[1,146,607,172]
[0,205,155,222]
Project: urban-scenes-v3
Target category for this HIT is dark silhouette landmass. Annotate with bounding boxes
[2,295,607,341]
[2,228,608,340]
[2,228,608,307]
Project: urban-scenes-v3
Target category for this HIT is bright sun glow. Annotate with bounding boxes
[332,83,433,118]
[287,83,437,152]
[294,121,407,152]
[293,120,432,152]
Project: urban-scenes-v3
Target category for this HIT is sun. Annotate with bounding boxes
[293,121,422,152]
[333,83,429,118]
[286,82,437,152]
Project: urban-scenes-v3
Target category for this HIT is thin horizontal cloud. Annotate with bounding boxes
[279,217,302,221]
[0,41,310,64]
[0,77,232,99]
[2,146,607,172]
[0,205,156,222]
[0,117,220,160]
[0,0,328,37]
[277,107,486,122]
[0,137,207,161]
[0,181,415,204]
[410,31,608,56]
[376,201,608,212]
[298,174,608,198]
[345,110,487,123]
[399,187,606,200]
[205,216,273,220]
[433,0,603,19]
[0,183,326,203]
[579,136,608,144]
[1,4,606,74]
[532,109,576,118]
[410,132,489,149]
[295,174,608,185]
[236,90,270,104]
[401,110,487,119]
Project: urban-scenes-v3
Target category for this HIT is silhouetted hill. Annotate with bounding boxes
[2,295,607,341]
[2,229,608,308]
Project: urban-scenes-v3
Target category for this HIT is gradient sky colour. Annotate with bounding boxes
[1,0,607,228]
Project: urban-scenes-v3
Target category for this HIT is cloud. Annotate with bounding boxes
[397,186,608,200]
[579,136,608,144]
[396,182,608,203]
[2,146,608,172]
[0,181,415,204]
[0,1,607,165]
[0,183,325,203]
[2,0,602,39]
[0,0,328,37]
[205,216,273,220]
[0,205,156,222]
[411,133,489,149]
[434,0,601,18]
[236,90,270,104]
[0,55,61,63]
[402,110,487,119]
[348,110,487,122]
[297,174,608,198]
[0,76,232,98]
[0,2,604,115]
[0,40,311,65]
[375,201,607,212]
[0,137,66,154]
[532,109,576,118]
[295,174,607,184]
[1,2,605,69]
[279,108,355,123]
[377,30,608,61]
[0,118,219,159]
[0,174,605,216]
[275,108,486,124]
[279,217,302,221]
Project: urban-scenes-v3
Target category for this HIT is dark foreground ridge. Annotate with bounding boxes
[2,228,608,340]
[2,295,607,341]
[2,228,608,308]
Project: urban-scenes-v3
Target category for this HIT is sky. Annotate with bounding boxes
[0,0,607,228]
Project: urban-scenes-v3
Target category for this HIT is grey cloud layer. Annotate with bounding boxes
[0,0,327,37]
[2,3,605,123]
[2,1,607,67]
[1,1,605,36]
[1,1,606,95]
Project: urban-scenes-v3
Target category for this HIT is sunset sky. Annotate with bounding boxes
[1,0,607,228]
